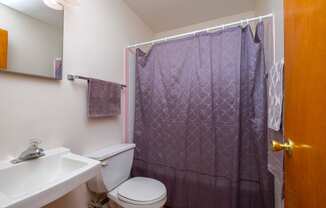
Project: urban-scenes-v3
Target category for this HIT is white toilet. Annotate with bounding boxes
[87,143,167,208]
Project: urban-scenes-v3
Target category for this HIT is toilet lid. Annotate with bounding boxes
[118,177,167,205]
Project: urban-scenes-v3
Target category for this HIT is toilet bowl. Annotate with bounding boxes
[86,144,167,208]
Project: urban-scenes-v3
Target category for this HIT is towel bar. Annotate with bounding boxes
[67,74,127,88]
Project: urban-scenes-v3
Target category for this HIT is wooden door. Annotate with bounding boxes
[284,0,326,207]
[0,28,7,70]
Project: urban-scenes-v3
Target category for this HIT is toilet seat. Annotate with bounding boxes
[117,177,167,205]
[107,177,167,208]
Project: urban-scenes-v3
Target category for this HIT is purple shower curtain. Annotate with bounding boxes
[132,22,274,208]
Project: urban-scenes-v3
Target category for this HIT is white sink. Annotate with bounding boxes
[0,147,100,208]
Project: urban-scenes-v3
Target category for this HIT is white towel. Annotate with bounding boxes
[268,59,284,131]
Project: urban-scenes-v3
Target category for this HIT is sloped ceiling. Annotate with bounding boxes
[124,0,256,33]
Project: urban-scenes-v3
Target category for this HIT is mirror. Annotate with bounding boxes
[0,0,63,79]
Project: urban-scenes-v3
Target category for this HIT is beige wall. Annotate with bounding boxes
[0,0,152,207]
[0,3,63,77]
[155,11,255,38]
[255,0,284,61]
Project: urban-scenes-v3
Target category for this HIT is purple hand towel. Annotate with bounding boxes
[87,78,121,118]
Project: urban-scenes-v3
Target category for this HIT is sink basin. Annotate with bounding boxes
[0,147,100,208]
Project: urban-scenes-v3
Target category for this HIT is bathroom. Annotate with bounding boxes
[0,0,324,207]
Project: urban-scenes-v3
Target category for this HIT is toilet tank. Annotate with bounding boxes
[86,143,136,193]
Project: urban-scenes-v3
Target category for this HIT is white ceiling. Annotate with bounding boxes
[0,0,63,27]
[124,0,256,33]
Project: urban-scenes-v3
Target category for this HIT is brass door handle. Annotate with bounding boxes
[272,139,294,155]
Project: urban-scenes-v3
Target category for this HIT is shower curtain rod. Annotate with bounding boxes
[127,13,274,49]
[126,13,276,65]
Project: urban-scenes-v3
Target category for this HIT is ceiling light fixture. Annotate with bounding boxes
[43,0,80,10]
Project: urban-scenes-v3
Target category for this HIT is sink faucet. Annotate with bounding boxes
[11,140,45,164]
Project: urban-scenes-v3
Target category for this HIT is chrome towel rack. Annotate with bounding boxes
[67,74,127,88]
